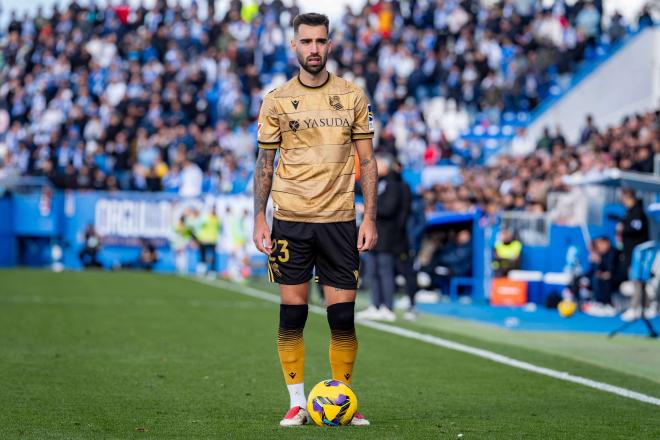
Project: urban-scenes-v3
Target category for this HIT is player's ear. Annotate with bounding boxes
[327,39,333,55]
[290,36,297,51]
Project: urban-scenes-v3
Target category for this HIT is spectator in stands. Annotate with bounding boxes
[510,127,534,156]
[179,156,203,198]
[576,1,601,46]
[633,146,654,173]
[536,127,553,151]
[492,229,522,277]
[0,0,643,193]
[579,114,599,145]
[638,5,655,29]
[419,229,473,301]
[358,154,405,322]
[441,229,473,280]
[608,11,627,44]
[552,125,567,148]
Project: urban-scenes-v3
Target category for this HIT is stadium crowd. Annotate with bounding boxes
[420,109,660,215]
[0,0,657,200]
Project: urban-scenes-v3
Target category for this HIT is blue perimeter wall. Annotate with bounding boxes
[0,190,637,285]
[0,191,257,273]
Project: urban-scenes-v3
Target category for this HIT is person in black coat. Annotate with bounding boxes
[619,189,649,274]
[357,154,404,321]
[391,160,418,319]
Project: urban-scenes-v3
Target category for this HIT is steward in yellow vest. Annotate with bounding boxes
[492,229,522,277]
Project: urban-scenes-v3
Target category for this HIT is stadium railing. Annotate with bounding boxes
[499,211,550,247]
[0,176,52,195]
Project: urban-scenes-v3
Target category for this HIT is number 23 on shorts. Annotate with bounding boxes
[269,239,289,263]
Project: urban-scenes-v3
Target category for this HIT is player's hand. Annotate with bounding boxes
[253,214,273,255]
[357,218,377,253]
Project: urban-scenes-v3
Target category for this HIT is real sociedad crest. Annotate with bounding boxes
[329,95,343,110]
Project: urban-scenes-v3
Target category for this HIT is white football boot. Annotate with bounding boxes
[350,411,370,426]
[279,406,308,427]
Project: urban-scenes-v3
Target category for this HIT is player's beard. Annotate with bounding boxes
[297,52,327,75]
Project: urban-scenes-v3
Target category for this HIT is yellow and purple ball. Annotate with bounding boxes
[307,380,358,427]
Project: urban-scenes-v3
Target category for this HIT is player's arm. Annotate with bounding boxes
[253,148,276,255]
[351,88,377,252]
[355,139,378,252]
[253,93,281,255]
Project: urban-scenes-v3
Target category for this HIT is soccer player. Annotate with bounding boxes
[252,13,378,427]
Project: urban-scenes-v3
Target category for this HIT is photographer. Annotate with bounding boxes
[79,224,102,268]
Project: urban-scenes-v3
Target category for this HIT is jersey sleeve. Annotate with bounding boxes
[351,88,375,141]
[257,93,281,149]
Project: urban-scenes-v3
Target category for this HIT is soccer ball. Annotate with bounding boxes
[307,380,358,426]
[558,299,577,318]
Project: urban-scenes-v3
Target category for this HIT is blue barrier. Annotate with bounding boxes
[12,192,64,236]
[0,191,259,273]
[1,188,647,304]
[518,226,588,273]
[0,197,16,266]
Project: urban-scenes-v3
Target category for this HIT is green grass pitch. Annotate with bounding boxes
[1,269,659,439]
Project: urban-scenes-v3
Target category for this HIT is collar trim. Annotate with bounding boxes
[297,72,331,89]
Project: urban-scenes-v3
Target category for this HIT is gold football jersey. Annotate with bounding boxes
[257,73,374,223]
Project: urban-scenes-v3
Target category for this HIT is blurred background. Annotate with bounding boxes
[0,0,659,332]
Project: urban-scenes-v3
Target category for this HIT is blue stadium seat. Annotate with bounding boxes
[502,112,516,122]
[501,125,515,136]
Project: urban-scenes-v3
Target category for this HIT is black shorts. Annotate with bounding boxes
[268,219,360,290]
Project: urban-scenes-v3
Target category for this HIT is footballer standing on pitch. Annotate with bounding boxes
[252,13,377,427]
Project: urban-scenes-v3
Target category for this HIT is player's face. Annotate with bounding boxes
[292,24,331,75]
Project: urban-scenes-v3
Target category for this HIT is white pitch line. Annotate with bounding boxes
[189,276,660,407]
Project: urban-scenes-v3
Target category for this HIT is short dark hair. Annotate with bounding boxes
[292,13,329,35]
[595,235,610,243]
[621,188,637,200]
